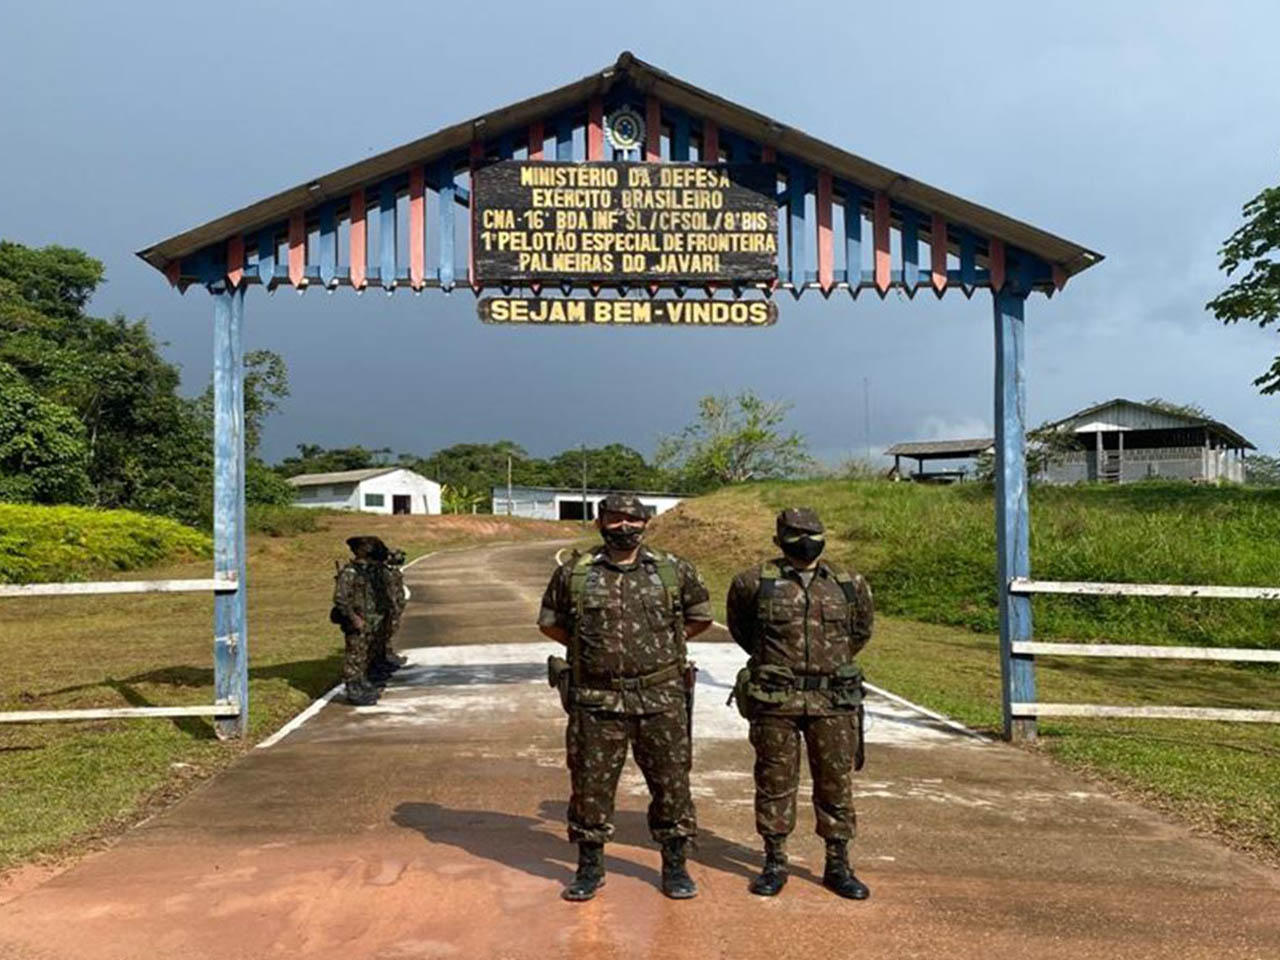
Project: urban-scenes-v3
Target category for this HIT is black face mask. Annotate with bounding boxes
[602,524,644,551]
[781,534,824,564]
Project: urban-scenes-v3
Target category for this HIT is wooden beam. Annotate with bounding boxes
[788,162,805,289]
[1011,703,1280,724]
[1012,641,1280,662]
[815,170,834,293]
[409,167,425,290]
[900,208,919,292]
[587,95,604,161]
[930,214,948,295]
[226,236,244,289]
[703,119,719,162]
[994,289,1034,742]
[437,159,455,289]
[469,141,484,290]
[379,181,397,291]
[0,702,242,724]
[843,185,862,287]
[0,578,237,599]
[527,120,544,160]
[348,191,367,290]
[287,211,306,288]
[873,191,891,295]
[645,96,661,161]
[1009,578,1280,600]
[212,286,248,739]
[318,202,338,288]
[988,237,1006,292]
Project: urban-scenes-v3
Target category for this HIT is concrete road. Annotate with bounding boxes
[1,540,1277,960]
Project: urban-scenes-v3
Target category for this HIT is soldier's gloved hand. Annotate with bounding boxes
[351,615,365,632]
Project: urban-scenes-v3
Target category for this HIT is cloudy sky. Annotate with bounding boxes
[3,1,1278,466]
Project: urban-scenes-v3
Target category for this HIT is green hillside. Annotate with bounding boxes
[0,503,211,584]
[647,480,1280,862]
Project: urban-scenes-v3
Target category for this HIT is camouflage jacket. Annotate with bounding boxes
[377,563,406,619]
[538,545,712,714]
[332,560,383,634]
[726,558,873,715]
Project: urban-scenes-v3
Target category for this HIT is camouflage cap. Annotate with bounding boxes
[598,493,648,519]
[346,535,389,557]
[776,507,824,535]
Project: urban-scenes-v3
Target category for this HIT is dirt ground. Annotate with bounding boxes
[1,540,1276,960]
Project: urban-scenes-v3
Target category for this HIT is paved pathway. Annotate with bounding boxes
[1,541,1277,960]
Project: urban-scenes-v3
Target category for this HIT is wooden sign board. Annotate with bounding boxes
[472,162,778,285]
[478,297,777,327]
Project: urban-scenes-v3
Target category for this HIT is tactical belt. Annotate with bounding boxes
[795,674,834,692]
[580,663,684,692]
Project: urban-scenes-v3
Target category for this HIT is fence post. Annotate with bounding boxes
[993,287,1035,741]
[212,284,248,738]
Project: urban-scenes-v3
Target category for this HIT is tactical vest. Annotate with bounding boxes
[565,549,684,686]
[755,559,859,618]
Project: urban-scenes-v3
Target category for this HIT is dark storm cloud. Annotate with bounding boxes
[2,0,1277,465]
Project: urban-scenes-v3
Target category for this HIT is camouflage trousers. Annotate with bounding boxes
[342,629,375,682]
[566,706,696,844]
[368,617,398,666]
[749,712,860,840]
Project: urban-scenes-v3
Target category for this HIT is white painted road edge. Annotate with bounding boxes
[709,621,991,744]
[260,550,989,748]
[256,550,437,750]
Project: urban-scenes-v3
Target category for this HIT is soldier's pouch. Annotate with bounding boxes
[546,655,572,712]
[570,687,610,709]
[829,663,865,709]
[728,666,755,719]
[746,664,795,707]
[328,606,345,626]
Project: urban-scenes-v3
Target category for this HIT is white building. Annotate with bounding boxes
[491,485,687,521]
[288,467,442,515]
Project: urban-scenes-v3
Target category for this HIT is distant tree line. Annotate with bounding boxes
[278,391,817,511]
[0,241,820,522]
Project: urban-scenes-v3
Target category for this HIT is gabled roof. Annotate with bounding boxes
[1047,398,1255,450]
[138,52,1100,298]
[884,438,994,459]
[287,467,403,487]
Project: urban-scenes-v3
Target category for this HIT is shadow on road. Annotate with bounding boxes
[391,800,825,892]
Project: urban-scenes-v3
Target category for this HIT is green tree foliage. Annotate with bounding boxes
[0,240,290,525]
[654,391,813,492]
[1244,452,1280,486]
[275,443,390,477]
[1208,174,1280,395]
[0,362,92,504]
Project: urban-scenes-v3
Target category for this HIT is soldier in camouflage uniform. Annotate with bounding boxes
[727,507,874,900]
[538,493,713,902]
[330,535,386,706]
[369,547,408,683]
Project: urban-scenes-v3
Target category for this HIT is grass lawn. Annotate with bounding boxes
[0,511,576,872]
[646,482,1280,864]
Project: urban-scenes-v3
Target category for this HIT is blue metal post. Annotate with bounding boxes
[993,288,1035,741]
[212,284,248,738]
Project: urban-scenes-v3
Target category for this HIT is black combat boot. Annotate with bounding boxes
[822,839,870,900]
[660,838,697,899]
[748,835,788,896]
[344,679,378,706]
[562,842,606,901]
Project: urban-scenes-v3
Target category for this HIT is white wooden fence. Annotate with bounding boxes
[0,578,241,724]
[1007,578,1280,724]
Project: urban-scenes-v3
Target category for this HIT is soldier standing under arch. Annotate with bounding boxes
[727,507,874,900]
[538,493,712,902]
